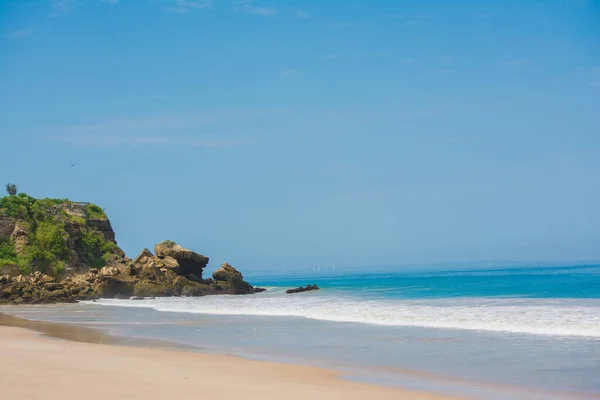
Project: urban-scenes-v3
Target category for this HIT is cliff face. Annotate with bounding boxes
[0,194,261,304]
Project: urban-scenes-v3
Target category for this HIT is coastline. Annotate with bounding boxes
[0,312,468,400]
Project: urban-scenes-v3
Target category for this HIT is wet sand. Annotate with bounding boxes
[0,313,468,400]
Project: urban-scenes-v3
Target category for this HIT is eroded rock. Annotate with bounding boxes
[92,273,135,298]
[99,266,119,277]
[286,284,320,294]
[212,262,253,294]
[10,224,29,254]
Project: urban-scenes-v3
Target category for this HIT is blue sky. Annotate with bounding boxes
[1,0,599,270]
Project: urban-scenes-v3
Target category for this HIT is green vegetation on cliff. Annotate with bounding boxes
[80,229,116,268]
[85,204,107,220]
[0,237,17,265]
[0,193,117,276]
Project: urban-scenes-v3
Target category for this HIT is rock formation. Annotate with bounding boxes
[154,240,208,281]
[1,241,263,304]
[0,194,264,304]
[286,284,320,294]
[212,262,253,294]
[0,272,77,304]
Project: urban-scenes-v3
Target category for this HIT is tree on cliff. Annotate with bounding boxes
[5,183,17,196]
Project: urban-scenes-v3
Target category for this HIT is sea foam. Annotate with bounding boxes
[92,291,600,338]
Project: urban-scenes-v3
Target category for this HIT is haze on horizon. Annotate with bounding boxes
[1,0,599,270]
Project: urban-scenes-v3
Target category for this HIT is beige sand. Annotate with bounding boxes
[0,323,468,400]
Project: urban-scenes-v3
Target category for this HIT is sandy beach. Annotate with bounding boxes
[0,316,467,400]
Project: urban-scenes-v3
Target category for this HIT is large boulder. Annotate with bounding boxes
[132,248,155,270]
[174,277,216,296]
[92,273,135,298]
[129,243,213,297]
[154,241,208,281]
[213,262,243,283]
[133,248,181,273]
[133,281,176,297]
[212,262,253,294]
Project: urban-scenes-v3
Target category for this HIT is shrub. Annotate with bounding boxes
[17,245,52,274]
[69,215,86,225]
[0,238,17,263]
[16,245,68,276]
[87,256,106,269]
[85,204,107,220]
[0,193,35,219]
[17,252,33,274]
[10,221,71,275]
[52,260,65,275]
[30,199,59,221]
[80,230,114,255]
[79,230,115,269]
[34,221,70,259]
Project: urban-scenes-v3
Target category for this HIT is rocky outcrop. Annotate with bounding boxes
[212,262,242,282]
[88,218,116,243]
[92,273,136,298]
[212,263,253,294]
[0,194,264,304]
[0,272,76,304]
[286,284,320,294]
[154,241,208,281]
[61,202,87,219]
[1,244,263,304]
[132,248,154,268]
[1,240,266,304]
[126,247,259,297]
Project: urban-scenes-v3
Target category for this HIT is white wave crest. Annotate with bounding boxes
[91,294,600,338]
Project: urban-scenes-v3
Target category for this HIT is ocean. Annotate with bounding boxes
[3,264,600,399]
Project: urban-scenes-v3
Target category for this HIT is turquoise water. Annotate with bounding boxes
[249,264,600,299]
[3,264,600,399]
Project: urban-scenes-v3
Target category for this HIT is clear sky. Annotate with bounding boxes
[1,0,599,270]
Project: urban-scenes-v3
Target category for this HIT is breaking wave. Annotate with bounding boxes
[92,292,600,338]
